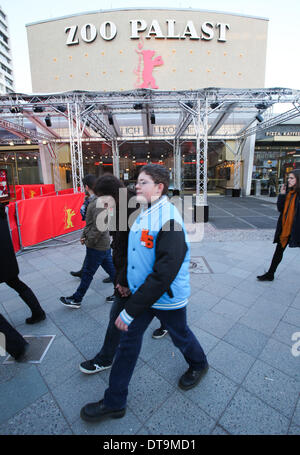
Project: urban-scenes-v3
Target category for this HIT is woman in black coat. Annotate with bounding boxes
[0,203,46,323]
[257,170,300,281]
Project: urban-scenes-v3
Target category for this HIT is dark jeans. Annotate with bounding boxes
[268,242,288,274]
[104,306,207,409]
[93,294,128,366]
[73,247,115,302]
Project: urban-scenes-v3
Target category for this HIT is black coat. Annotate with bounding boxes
[273,192,300,247]
[0,204,19,283]
[109,189,140,287]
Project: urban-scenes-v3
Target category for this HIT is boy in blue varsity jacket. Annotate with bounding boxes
[80,164,208,423]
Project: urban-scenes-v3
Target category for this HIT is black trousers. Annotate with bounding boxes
[268,242,288,274]
[5,276,28,294]
[0,314,28,359]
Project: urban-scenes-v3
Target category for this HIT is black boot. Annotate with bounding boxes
[70,270,82,278]
[257,272,274,281]
[19,287,46,324]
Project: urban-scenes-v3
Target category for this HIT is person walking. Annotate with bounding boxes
[60,178,115,308]
[79,174,137,373]
[257,170,300,281]
[0,203,46,324]
[70,174,113,288]
[80,164,208,422]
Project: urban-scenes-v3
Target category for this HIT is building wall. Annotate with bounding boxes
[0,7,14,94]
[26,8,268,93]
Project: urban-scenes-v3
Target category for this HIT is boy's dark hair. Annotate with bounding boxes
[139,164,170,195]
[82,174,97,190]
[94,174,125,202]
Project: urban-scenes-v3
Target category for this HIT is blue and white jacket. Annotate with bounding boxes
[119,195,190,326]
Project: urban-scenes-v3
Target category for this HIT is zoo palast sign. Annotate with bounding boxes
[65,19,230,44]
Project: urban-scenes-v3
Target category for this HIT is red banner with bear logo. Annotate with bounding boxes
[16,193,85,247]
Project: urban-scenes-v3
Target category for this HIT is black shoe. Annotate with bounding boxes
[80,399,126,422]
[152,327,168,339]
[14,342,30,361]
[178,364,209,390]
[80,359,112,374]
[105,294,115,302]
[60,296,81,309]
[26,311,46,325]
[257,272,274,281]
[103,277,112,283]
[70,270,82,278]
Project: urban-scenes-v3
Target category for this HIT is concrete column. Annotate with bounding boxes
[39,145,54,184]
[242,133,256,196]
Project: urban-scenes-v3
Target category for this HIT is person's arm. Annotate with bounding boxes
[117,220,187,328]
[277,193,286,213]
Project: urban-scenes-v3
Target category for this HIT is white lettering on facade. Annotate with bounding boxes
[65,19,230,45]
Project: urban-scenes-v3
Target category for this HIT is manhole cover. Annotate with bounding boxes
[189,256,213,274]
[3,335,55,364]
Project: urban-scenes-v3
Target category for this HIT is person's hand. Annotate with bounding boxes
[80,237,86,245]
[116,284,131,297]
[280,184,286,195]
[115,315,128,332]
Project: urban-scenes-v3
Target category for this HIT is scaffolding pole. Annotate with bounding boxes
[112,140,120,178]
[68,102,84,193]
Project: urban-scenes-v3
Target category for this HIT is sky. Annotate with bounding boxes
[1,0,300,94]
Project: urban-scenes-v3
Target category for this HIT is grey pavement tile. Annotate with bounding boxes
[235,279,271,298]
[211,298,248,322]
[291,294,300,310]
[218,388,290,435]
[35,333,81,372]
[225,288,260,308]
[126,364,175,422]
[259,338,300,381]
[15,315,64,338]
[38,352,85,390]
[188,288,221,310]
[50,311,101,343]
[180,366,238,420]
[3,306,32,328]
[1,295,25,313]
[146,340,194,387]
[283,308,300,327]
[144,390,215,435]
[272,321,300,347]
[139,328,172,363]
[207,340,255,384]
[223,322,269,357]
[51,371,107,424]
[292,397,300,427]
[226,267,252,279]
[72,322,110,359]
[239,300,288,336]
[0,393,70,435]
[211,425,230,435]
[192,310,237,339]
[0,365,48,424]
[71,408,143,435]
[260,287,298,307]
[288,424,300,435]
[189,325,219,355]
[243,359,300,418]
[0,361,32,385]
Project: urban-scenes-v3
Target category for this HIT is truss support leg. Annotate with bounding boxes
[112,140,120,178]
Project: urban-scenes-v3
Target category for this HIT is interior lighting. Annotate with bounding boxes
[26,140,31,145]
[9,141,14,146]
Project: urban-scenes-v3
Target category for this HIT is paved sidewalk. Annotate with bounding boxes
[0,201,300,435]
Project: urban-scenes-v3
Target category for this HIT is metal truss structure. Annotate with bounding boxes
[0,87,299,201]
